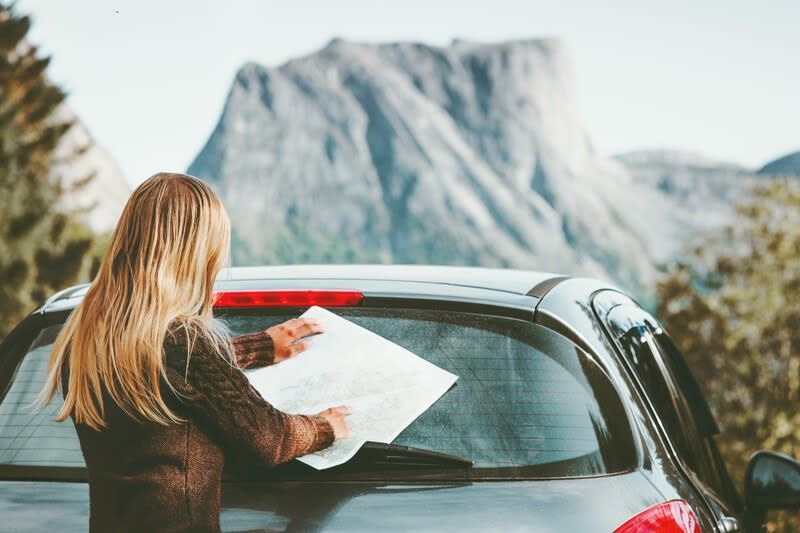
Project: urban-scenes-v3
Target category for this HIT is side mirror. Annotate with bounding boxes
[744,450,800,530]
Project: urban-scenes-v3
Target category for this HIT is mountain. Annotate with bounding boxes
[189,38,756,290]
[758,151,800,177]
[615,150,757,237]
[51,105,130,233]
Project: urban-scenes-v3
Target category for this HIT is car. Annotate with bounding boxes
[1,265,798,532]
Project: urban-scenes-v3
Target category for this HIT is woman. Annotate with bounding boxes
[37,172,351,532]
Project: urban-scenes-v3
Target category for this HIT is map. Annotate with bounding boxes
[245,306,458,469]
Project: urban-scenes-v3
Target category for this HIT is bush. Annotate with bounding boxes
[657,179,800,531]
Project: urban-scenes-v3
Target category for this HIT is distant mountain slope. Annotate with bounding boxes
[615,150,757,237]
[52,105,130,233]
[758,151,800,177]
[189,38,756,290]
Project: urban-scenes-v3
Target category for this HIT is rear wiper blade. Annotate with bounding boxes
[354,442,473,469]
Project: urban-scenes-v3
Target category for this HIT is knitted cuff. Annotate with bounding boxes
[309,414,337,449]
[231,330,275,370]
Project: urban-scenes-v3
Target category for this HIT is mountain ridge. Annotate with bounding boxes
[188,38,763,290]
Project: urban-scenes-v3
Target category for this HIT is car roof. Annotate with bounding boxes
[215,265,563,295]
[40,265,568,316]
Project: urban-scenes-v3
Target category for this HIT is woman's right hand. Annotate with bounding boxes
[318,406,353,440]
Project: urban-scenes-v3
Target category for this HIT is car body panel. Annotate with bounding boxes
[39,265,552,321]
[591,288,743,531]
[533,278,725,531]
[0,472,665,533]
[35,264,563,311]
[214,264,560,296]
[0,481,89,531]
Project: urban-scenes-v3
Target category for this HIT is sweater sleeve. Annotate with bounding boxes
[231,330,275,370]
[163,331,335,468]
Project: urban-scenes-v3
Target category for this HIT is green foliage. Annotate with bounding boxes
[0,4,97,339]
[657,179,800,530]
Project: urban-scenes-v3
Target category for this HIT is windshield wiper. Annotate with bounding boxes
[352,442,473,469]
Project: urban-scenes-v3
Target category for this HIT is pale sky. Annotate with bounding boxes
[18,0,800,186]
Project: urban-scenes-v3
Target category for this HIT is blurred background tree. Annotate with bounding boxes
[657,178,800,531]
[0,4,99,339]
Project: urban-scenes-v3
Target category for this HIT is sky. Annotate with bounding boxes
[17,0,800,186]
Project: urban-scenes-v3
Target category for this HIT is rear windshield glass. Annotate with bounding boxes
[0,307,635,479]
[0,324,83,468]
[223,308,635,478]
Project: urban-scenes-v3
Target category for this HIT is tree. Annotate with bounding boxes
[0,4,96,339]
[657,178,800,531]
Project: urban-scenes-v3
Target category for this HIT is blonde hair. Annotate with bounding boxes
[37,172,232,430]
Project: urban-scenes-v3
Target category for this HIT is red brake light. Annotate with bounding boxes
[614,500,700,533]
[213,289,364,308]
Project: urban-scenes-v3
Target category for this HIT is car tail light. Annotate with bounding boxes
[213,289,364,308]
[613,500,700,533]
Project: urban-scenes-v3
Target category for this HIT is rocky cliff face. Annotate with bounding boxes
[189,38,760,290]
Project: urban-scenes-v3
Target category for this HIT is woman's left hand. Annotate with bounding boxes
[266,318,324,364]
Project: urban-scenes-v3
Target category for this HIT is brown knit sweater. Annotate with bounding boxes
[64,327,335,532]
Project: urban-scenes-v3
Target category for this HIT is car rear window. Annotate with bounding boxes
[0,324,83,468]
[0,307,636,479]
[223,307,636,478]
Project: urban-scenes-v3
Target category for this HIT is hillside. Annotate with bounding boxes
[52,104,130,233]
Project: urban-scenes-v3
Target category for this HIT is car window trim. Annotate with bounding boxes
[646,331,740,507]
[592,293,741,518]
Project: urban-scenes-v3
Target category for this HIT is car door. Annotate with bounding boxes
[594,290,743,532]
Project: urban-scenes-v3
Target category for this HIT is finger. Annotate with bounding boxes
[268,324,291,339]
[333,405,354,415]
[292,319,325,337]
[288,340,311,356]
[283,318,304,329]
[305,318,325,333]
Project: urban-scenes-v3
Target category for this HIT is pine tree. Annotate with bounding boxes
[0,4,96,339]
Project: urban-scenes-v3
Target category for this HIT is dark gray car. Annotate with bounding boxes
[1,265,798,531]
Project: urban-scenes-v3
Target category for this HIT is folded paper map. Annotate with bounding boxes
[245,305,458,469]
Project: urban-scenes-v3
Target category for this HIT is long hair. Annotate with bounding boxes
[36,172,232,430]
